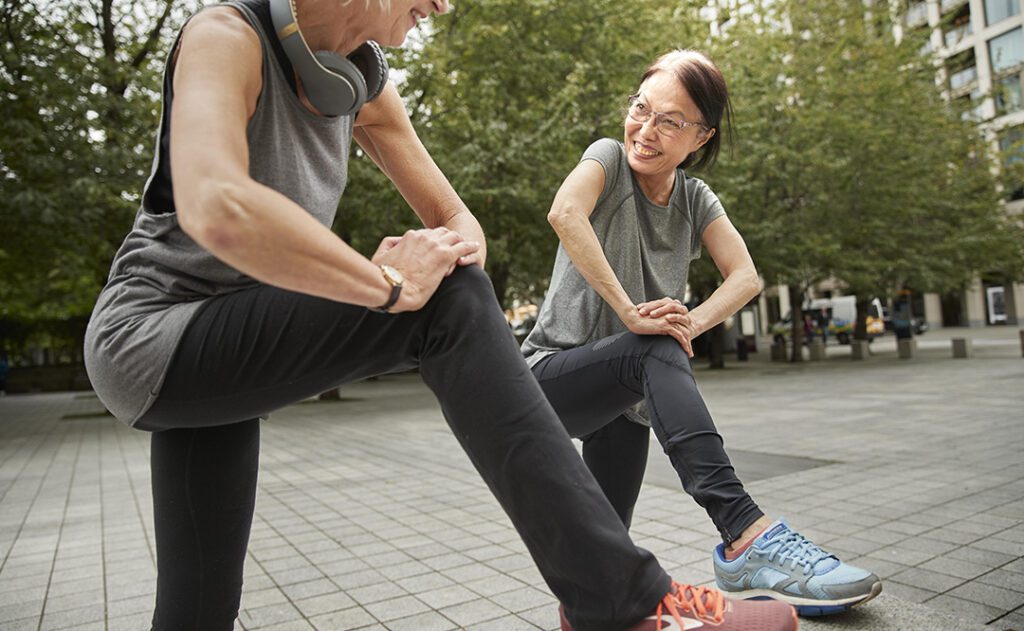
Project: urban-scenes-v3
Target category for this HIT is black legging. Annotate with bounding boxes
[138,266,669,631]
[531,331,764,544]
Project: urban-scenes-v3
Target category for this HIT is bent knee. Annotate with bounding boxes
[629,334,691,370]
[428,265,502,319]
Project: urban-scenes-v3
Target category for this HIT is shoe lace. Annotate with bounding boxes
[765,530,833,575]
[656,582,725,628]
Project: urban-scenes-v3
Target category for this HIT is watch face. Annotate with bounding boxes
[382,265,404,285]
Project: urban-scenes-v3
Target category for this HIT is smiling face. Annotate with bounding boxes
[373,0,449,47]
[624,70,714,179]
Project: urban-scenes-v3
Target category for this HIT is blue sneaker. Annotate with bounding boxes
[713,518,882,616]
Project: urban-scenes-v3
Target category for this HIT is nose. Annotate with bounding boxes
[638,114,659,137]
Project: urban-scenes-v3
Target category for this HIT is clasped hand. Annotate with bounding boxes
[370,227,481,313]
[626,297,697,358]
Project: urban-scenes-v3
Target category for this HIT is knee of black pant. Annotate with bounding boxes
[430,265,498,314]
[420,265,510,354]
[632,334,692,373]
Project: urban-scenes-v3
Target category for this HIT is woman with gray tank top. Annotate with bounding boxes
[522,50,881,618]
[83,1,798,630]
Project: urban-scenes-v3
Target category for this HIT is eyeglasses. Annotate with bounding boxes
[626,95,710,135]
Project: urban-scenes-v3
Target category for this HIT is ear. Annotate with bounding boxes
[695,126,716,150]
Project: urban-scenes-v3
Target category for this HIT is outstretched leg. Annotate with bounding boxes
[531,332,763,544]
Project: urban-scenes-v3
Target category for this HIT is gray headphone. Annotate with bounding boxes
[268,0,389,116]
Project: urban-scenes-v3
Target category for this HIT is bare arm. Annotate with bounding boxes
[547,160,692,352]
[170,9,474,312]
[354,83,486,268]
[686,216,763,336]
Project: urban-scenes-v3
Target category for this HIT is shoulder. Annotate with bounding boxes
[582,137,626,162]
[680,173,721,205]
[179,6,261,62]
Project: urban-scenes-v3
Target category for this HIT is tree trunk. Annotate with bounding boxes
[708,322,725,369]
[788,284,805,362]
[489,260,509,309]
[854,296,870,341]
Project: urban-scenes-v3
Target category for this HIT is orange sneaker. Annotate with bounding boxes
[559,581,798,631]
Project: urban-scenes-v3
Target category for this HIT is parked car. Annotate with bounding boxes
[772,296,885,345]
[880,307,929,335]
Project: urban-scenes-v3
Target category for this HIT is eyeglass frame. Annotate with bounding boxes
[625,94,711,136]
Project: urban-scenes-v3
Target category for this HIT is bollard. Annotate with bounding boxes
[736,338,749,362]
[809,341,826,361]
[771,342,787,362]
[952,338,972,359]
[1020,330,1024,358]
[898,338,916,360]
[851,339,870,360]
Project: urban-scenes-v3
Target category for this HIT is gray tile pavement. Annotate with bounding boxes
[0,326,1021,630]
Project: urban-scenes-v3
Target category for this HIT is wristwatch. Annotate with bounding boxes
[371,264,403,313]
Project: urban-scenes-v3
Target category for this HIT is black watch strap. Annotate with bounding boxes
[372,283,402,314]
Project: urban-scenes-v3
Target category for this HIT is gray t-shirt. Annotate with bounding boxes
[83,2,354,425]
[521,138,726,424]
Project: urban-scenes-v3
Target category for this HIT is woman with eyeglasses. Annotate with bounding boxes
[522,50,881,617]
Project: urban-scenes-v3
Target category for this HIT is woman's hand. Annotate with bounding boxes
[622,306,695,358]
[637,297,689,319]
[371,227,480,312]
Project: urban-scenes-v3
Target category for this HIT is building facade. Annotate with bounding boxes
[903,0,1024,326]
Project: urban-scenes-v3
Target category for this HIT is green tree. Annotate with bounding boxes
[1,0,199,356]
[340,0,705,305]
[705,0,1023,359]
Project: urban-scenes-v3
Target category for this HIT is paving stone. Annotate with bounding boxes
[438,598,505,627]
[891,566,966,594]
[383,610,457,631]
[948,581,1024,611]
[361,595,430,623]
[1,352,1022,631]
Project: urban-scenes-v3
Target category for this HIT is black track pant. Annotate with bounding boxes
[531,332,764,543]
[137,266,669,631]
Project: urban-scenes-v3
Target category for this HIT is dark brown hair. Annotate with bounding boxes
[639,50,733,171]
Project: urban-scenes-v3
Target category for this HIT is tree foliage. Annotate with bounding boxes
[703,0,1024,354]
[340,0,705,304]
[1,0,200,353]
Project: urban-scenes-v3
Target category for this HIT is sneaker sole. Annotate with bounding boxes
[728,580,882,617]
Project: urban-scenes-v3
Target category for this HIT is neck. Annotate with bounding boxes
[634,169,676,206]
[294,0,372,56]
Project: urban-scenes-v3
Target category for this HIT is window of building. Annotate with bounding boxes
[906,1,929,27]
[985,0,1020,26]
[998,126,1024,199]
[996,74,1024,114]
[948,49,979,91]
[989,27,1024,74]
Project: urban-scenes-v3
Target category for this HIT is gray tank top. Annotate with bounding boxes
[84,1,354,425]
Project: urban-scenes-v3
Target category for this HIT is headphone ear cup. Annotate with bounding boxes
[313,50,368,114]
[348,41,390,103]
